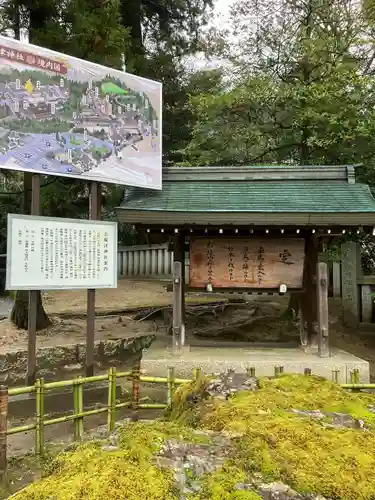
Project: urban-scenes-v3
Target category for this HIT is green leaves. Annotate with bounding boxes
[181,0,375,171]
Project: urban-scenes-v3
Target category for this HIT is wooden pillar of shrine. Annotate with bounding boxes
[300,235,319,349]
[173,232,186,349]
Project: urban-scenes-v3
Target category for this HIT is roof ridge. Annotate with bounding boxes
[164,165,359,182]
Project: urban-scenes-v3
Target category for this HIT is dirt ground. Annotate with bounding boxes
[0,280,374,378]
[0,280,374,379]
[0,279,223,351]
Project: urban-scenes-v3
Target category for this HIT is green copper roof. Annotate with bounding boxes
[116,165,375,226]
[120,180,375,213]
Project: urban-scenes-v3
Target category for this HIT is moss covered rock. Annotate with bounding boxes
[10,374,375,499]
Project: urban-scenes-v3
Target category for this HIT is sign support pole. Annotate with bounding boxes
[27,173,40,385]
[86,181,101,377]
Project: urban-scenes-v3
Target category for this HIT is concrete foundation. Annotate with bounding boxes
[141,345,370,383]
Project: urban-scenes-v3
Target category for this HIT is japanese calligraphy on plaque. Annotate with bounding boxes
[190,238,305,288]
[6,214,117,290]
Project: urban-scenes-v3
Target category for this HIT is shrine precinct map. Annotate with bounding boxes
[0,35,162,189]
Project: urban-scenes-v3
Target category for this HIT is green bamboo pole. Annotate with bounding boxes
[274,365,284,375]
[43,374,108,390]
[340,384,375,389]
[193,367,202,381]
[167,366,175,406]
[139,375,190,385]
[332,369,340,383]
[8,385,36,396]
[35,378,45,456]
[7,423,36,435]
[131,362,141,422]
[8,372,131,397]
[114,401,132,410]
[73,377,84,441]
[44,407,108,427]
[139,403,167,409]
[107,367,117,433]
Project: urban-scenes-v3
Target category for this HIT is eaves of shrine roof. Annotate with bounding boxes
[115,165,375,226]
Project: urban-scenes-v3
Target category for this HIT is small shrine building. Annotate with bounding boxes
[116,164,375,361]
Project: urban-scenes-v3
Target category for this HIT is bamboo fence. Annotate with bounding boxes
[0,365,373,474]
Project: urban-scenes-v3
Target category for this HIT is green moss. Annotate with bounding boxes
[164,373,213,427]
[172,374,375,500]
[196,374,375,431]
[11,374,375,500]
[188,464,262,500]
[10,423,182,500]
[234,415,375,500]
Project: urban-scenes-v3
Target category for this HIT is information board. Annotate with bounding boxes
[190,238,305,288]
[6,214,117,290]
[0,35,162,189]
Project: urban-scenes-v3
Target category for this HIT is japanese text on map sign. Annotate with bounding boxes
[0,45,67,74]
[7,215,117,290]
[190,238,305,289]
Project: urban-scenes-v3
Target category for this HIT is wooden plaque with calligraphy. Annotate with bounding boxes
[190,238,305,289]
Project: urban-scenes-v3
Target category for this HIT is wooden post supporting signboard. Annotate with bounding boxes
[317,262,330,358]
[172,261,183,353]
[27,173,40,385]
[86,181,101,377]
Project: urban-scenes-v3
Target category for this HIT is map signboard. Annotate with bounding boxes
[6,214,118,290]
[190,238,305,288]
[0,35,162,189]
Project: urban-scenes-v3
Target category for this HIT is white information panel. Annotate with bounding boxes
[6,214,118,290]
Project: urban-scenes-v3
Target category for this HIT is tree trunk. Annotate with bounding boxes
[10,175,50,331]
[120,0,145,74]
[10,290,51,330]
[9,5,55,331]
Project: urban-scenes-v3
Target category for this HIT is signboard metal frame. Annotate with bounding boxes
[6,213,118,291]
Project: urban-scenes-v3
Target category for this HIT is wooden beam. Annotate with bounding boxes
[302,235,319,348]
[86,182,101,377]
[165,283,305,294]
[357,276,375,285]
[317,262,330,357]
[27,173,40,386]
[332,262,341,297]
[172,261,183,352]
